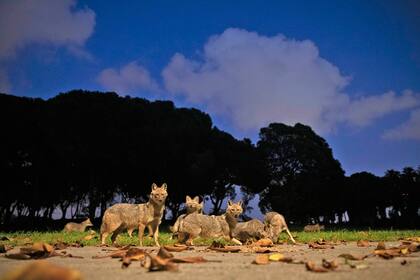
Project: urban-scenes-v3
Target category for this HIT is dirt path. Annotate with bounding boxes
[1,242,419,280]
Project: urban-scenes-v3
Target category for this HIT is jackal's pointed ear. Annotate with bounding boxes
[161,183,167,190]
[227,200,233,206]
[186,195,192,202]
[237,200,243,207]
[193,196,200,203]
[151,183,158,191]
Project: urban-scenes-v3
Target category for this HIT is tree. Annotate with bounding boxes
[257,123,345,224]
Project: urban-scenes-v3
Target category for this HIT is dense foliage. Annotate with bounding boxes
[0,90,418,229]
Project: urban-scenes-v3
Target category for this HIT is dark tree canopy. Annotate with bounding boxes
[0,91,418,230]
[0,90,261,227]
[257,123,345,224]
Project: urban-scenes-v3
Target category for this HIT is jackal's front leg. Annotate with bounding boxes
[151,221,160,247]
[138,224,145,246]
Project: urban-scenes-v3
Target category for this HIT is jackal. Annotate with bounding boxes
[178,200,243,245]
[63,218,93,232]
[170,195,203,237]
[303,223,325,232]
[264,212,296,243]
[233,219,270,243]
[100,183,168,246]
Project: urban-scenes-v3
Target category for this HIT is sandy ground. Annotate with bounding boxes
[0,242,419,280]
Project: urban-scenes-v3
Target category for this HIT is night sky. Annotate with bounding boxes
[1,0,419,176]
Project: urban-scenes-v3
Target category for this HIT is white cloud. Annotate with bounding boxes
[97,62,160,94]
[383,109,420,140]
[0,68,11,93]
[162,28,419,133]
[0,0,95,59]
[331,90,420,127]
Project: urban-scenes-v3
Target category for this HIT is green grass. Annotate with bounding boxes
[284,229,420,243]
[0,229,419,247]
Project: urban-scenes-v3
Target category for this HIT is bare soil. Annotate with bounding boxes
[1,242,419,280]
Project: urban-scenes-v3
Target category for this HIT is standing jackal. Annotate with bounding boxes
[178,200,243,245]
[63,218,93,232]
[264,212,296,243]
[100,183,168,246]
[170,195,203,237]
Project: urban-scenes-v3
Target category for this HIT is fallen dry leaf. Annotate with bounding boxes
[322,259,339,270]
[163,245,189,252]
[305,261,329,272]
[53,242,68,250]
[350,263,369,270]
[254,238,274,247]
[208,241,241,253]
[407,243,420,252]
[1,260,82,280]
[125,248,145,261]
[121,256,132,269]
[357,240,370,247]
[253,254,270,265]
[268,253,293,263]
[374,248,403,259]
[157,247,174,259]
[171,256,209,263]
[5,253,32,260]
[376,241,386,250]
[308,242,334,249]
[253,247,274,254]
[92,249,128,259]
[338,253,367,261]
[143,254,178,272]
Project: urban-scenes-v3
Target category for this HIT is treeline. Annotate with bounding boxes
[0,90,418,229]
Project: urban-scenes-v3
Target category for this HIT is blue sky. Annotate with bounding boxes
[1,0,419,176]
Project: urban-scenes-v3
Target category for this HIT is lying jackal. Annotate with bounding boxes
[264,212,296,243]
[63,218,93,232]
[233,219,270,243]
[178,200,243,245]
[100,183,168,246]
[170,195,203,237]
[304,223,325,232]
